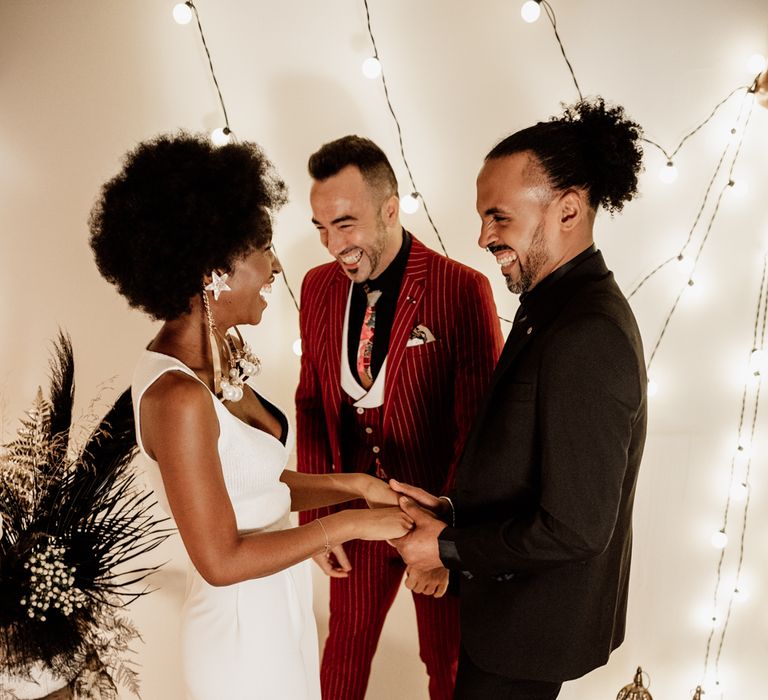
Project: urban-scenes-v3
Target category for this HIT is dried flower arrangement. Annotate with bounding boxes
[0,333,169,699]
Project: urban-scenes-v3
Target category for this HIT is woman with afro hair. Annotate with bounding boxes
[90,133,413,700]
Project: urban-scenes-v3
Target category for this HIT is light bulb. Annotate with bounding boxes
[728,179,748,199]
[211,127,231,146]
[694,605,722,631]
[711,530,728,549]
[746,53,767,75]
[647,378,659,397]
[730,481,748,502]
[361,57,382,79]
[173,2,193,24]
[733,584,750,603]
[737,436,751,453]
[292,339,303,357]
[750,348,766,374]
[400,193,420,214]
[734,449,750,469]
[521,0,541,23]
[659,161,678,184]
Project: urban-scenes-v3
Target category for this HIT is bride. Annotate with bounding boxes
[89,132,413,700]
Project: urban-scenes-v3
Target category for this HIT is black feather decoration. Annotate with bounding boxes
[47,330,76,469]
[0,334,170,698]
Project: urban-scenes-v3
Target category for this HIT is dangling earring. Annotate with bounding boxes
[201,279,261,403]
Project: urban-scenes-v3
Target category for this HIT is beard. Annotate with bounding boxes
[364,217,390,280]
[505,219,549,295]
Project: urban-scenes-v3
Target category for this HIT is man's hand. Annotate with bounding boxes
[390,497,446,571]
[389,479,450,522]
[405,565,449,597]
[312,544,352,578]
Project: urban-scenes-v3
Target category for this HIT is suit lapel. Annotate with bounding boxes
[323,269,349,453]
[382,238,430,431]
[459,252,612,469]
[484,320,534,397]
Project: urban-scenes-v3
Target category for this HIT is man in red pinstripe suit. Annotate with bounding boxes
[296,135,503,699]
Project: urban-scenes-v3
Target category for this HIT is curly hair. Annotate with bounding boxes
[486,97,644,214]
[89,133,288,321]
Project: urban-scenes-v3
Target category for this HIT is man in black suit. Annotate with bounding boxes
[391,98,648,699]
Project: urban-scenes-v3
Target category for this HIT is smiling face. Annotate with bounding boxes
[310,165,402,283]
[209,238,281,328]
[476,152,571,295]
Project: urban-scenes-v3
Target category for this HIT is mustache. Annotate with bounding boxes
[486,244,513,254]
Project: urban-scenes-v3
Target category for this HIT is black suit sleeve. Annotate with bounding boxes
[439,314,644,576]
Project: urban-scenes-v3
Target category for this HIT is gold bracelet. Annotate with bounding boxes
[315,518,331,555]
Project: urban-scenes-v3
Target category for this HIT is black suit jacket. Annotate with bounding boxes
[439,249,647,682]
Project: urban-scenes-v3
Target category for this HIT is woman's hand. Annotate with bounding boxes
[360,474,400,509]
[348,506,414,541]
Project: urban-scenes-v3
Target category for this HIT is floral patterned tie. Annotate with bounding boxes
[356,286,382,389]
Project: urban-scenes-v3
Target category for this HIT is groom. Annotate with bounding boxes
[295,135,503,699]
[392,99,648,699]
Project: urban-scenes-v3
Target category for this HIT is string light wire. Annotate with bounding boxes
[535,2,758,301]
[641,85,749,163]
[701,254,768,686]
[645,96,756,371]
[540,1,583,100]
[187,1,230,133]
[362,0,514,324]
[361,0,448,258]
[629,88,754,299]
[182,1,300,311]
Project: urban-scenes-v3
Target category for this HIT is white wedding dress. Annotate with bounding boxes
[132,350,320,700]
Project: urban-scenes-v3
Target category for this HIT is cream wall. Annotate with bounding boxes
[2,1,767,698]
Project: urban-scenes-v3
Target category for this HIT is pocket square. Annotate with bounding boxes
[406,324,437,347]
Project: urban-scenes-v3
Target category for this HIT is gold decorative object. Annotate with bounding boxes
[616,667,653,700]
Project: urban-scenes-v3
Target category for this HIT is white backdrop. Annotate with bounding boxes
[2,1,767,698]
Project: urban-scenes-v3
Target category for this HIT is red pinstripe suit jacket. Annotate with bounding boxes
[296,236,503,522]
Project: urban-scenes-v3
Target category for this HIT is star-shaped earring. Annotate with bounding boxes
[204,271,231,301]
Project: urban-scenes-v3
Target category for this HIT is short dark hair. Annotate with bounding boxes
[486,98,644,214]
[308,135,398,199]
[89,132,287,321]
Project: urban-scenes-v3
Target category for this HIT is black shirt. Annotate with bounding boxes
[346,230,412,386]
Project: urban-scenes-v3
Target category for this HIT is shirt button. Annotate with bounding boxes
[365,427,373,434]
[526,327,533,335]
[372,446,380,454]
[356,407,365,415]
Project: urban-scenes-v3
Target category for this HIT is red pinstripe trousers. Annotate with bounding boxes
[320,539,460,699]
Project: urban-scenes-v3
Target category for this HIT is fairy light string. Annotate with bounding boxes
[702,255,768,692]
[177,1,301,312]
[361,0,449,259]
[187,1,230,134]
[530,1,761,305]
[526,3,767,695]
[361,0,516,325]
[645,94,756,371]
[641,85,750,163]
[540,1,583,100]
[629,87,754,299]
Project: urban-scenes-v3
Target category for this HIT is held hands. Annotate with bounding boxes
[360,474,401,509]
[390,496,447,572]
[355,506,414,541]
[389,479,451,523]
